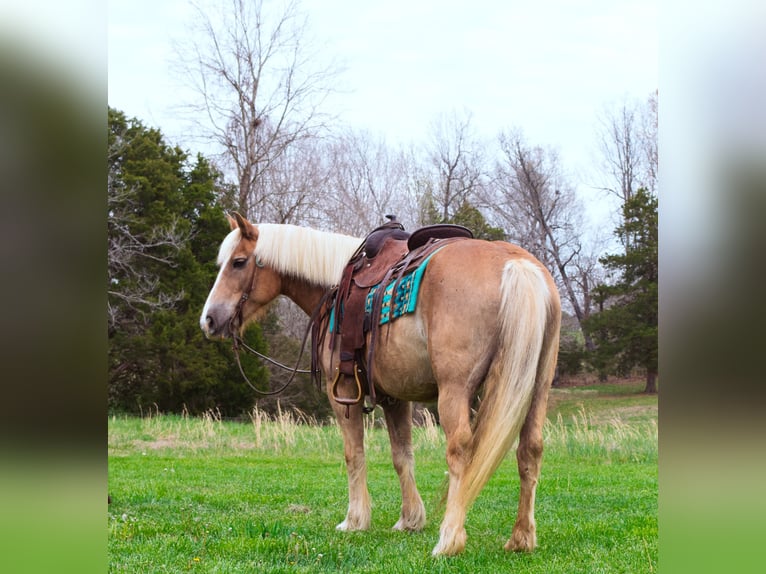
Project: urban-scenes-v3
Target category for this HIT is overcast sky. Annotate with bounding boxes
[108,0,657,218]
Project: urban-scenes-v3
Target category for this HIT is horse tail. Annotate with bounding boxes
[458,257,558,510]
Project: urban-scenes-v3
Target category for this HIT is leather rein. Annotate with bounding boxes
[228,253,326,397]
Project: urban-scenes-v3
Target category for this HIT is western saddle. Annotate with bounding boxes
[312,218,473,416]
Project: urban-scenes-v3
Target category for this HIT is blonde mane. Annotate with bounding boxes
[217,224,362,287]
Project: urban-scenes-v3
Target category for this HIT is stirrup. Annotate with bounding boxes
[331,364,364,414]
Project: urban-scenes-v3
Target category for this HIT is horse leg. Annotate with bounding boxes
[331,400,371,531]
[432,387,473,556]
[381,399,426,531]
[505,380,550,552]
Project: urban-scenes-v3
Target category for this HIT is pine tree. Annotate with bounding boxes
[419,193,504,241]
[584,188,658,393]
[108,108,269,414]
[449,200,506,241]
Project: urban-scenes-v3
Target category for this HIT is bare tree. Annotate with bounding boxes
[257,136,331,225]
[596,91,658,203]
[568,244,609,325]
[176,0,338,220]
[319,129,413,235]
[641,90,658,195]
[423,110,486,222]
[488,129,596,349]
[597,102,639,204]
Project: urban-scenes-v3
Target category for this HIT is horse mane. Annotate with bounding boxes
[251,224,362,287]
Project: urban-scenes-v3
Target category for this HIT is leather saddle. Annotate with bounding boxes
[321,220,473,415]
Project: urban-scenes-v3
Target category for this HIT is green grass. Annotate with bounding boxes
[109,387,657,573]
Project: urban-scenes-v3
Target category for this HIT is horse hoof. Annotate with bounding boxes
[392,517,425,532]
[431,527,466,556]
[431,541,465,557]
[336,517,370,532]
[504,529,536,552]
[336,520,355,531]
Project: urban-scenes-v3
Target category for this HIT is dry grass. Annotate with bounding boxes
[110,378,657,465]
[544,406,657,463]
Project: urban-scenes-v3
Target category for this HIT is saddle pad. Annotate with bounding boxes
[327,249,440,333]
[365,252,436,325]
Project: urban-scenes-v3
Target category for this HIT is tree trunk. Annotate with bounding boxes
[644,370,657,394]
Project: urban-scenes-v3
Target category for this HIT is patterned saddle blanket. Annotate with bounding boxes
[328,251,436,331]
[364,252,436,325]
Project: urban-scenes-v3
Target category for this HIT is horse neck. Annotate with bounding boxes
[280,274,328,316]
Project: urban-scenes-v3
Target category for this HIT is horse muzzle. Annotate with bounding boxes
[200,304,237,339]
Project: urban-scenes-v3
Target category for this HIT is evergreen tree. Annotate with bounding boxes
[584,188,658,393]
[449,200,506,241]
[419,192,504,241]
[108,107,269,414]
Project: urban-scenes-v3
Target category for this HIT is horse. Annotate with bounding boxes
[200,212,561,557]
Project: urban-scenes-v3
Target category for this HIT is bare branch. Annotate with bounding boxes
[107,133,191,329]
[486,129,596,348]
[175,0,340,221]
[595,93,658,204]
[421,110,487,222]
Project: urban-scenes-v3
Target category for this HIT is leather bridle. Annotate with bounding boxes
[227,252,322,396]
[228,252,263,340]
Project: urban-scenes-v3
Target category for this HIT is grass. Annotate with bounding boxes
[108,384,657,572]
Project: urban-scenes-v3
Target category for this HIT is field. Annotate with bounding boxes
[108,380,657,573]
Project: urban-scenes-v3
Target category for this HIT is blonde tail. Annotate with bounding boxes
[458,258,554,509]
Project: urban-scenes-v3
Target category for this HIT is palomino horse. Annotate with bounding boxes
[200,213,561,557]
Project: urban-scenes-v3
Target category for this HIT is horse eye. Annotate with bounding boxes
[232,257,248,269]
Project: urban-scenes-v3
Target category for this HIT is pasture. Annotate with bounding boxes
[108,380,657,573]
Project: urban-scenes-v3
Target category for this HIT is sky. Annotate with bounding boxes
[108,0,658,221]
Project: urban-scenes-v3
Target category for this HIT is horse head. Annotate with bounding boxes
[200,213,280,339]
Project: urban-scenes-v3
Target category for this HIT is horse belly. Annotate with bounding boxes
[370,313,438,402]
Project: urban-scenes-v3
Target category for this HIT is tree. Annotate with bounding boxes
[177,0,338,220]
[449,200,505,241]
[595,91,658,233]
[323,129,412,235]
[584,188,658,393]
[488,130,597,351]
[423,110,485,222]
[641,90,658,195]
[254,135,331,225]
[556,313,587,381]
[107,107,269,414]
[108,108,192,330]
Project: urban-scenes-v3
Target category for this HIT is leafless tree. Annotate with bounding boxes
[176,0,339,220]
[319,129,414,235]
[596,91,658,204]
[256,136,332,225]
[641,90,658,194]
[568,244,609,325]
[423,110,486,222]
[488,129,596,348]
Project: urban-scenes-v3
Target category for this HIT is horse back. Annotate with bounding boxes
[369,239,554,401]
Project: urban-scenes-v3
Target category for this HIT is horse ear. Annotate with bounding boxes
[226,214,237,230]
[231,212,257,240]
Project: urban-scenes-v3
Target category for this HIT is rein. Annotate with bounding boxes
[231,331,311,397]
[228,253,330,396]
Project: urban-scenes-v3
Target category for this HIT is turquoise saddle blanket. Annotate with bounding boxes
[365,252,436,325]
[329,252,436,331]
